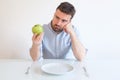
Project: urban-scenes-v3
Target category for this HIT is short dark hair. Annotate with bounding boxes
[56,2,76,19]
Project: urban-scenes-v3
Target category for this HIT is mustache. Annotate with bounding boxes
[55,24,60,27]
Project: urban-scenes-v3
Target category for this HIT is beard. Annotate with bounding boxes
[52,24,63,33]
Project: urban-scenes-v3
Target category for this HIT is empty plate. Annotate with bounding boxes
[41,63,73,75]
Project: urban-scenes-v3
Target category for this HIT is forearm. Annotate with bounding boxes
[30,44,40,61]
[70,32,86,61]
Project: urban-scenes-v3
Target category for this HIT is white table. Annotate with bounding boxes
[87,59,120,80]
[0,59,89,80]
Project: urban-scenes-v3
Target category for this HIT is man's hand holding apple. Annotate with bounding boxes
[32,24,44,46]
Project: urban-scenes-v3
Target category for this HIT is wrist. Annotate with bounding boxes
[32,43,40,48]
[69,31,75,37]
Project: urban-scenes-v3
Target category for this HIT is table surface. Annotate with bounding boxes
[87,59,120,80]
[0,59,120,80]
[0,59,89,80]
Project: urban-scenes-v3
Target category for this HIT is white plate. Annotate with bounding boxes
[41,63,73,75]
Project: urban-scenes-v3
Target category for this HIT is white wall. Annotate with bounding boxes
[79,0,120,60]
[0,0,120,60]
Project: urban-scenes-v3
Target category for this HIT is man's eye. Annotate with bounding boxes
[62,20,67,23]
[55,16,59,19]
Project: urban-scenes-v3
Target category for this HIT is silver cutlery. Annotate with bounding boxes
[82,66,89,78]
[25,66,31,75]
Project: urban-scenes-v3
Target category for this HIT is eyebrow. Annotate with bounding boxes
[55,15,68,22]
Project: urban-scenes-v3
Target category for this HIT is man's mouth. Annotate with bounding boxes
[54,25,60,29]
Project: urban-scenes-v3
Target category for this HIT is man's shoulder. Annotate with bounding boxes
[42,22,51,27]
[42,22,51,31]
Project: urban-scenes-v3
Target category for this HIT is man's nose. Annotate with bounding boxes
[56,20,62,25]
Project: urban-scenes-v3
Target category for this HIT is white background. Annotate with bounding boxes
[0,0,120,60]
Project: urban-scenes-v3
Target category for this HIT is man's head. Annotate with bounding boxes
[56,2,76,19]
[51,2,76,33]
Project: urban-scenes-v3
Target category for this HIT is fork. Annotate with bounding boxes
[25,66,31,75]
[82,66,89,78]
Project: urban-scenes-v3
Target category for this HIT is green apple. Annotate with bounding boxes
[32,24,44,35]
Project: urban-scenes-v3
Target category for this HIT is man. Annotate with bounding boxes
[30,2,86,61]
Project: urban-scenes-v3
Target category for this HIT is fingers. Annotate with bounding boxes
[37,32,44,41]
[63,23,72,33]
[32,34,37,40]
[32,32,44,42]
